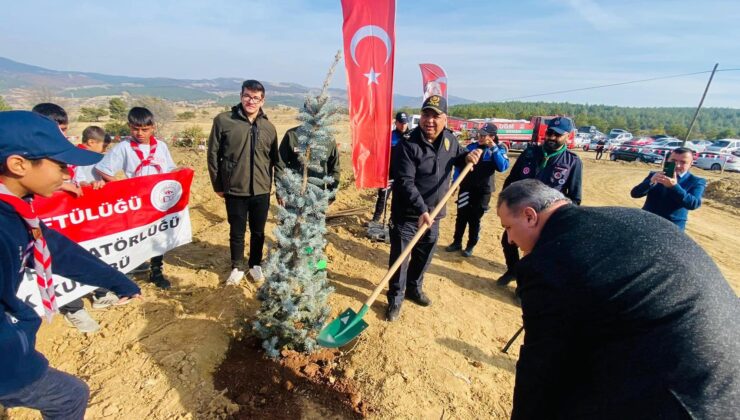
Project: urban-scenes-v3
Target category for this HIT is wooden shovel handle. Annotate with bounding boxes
[364,162,475,307]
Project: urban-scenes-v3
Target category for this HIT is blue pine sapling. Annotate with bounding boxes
[253,52,343,357]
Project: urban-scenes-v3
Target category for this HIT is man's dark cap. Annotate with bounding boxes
[547,116,574,135]
[421,95,447,115]
[395,112,408,123]
[479,123,498,136]
[0,111,102,165]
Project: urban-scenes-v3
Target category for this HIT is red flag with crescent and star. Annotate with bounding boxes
[419,63,448,101]
[341,0,395,188]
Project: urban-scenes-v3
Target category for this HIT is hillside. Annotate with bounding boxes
[0,56,473,108]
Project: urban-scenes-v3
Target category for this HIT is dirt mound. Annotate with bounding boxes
[705,177,740,208]
[214,336,367,419]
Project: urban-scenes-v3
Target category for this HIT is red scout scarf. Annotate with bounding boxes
[130,136,162,175]
[0,182,58,321]
[66,144,89,180]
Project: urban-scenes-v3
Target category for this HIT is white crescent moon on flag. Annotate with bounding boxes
[350,25,392,67]
[432,76,448,84]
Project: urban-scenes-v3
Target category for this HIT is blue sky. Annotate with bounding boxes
[1,0,739,107]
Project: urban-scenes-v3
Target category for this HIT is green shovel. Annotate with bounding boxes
[318,161,476,347]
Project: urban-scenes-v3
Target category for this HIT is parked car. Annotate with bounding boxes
[609,128,630,136]
[693,151,740,172]
[650,134,672,141]
[578,126,598,135]
[645,138,683,151]
[624,137,656,147]
[575,132,591,147]
[609,146,663,164]
[705,139,740,154]
[687,140,713,152]
[608,132,633,144]
[577,126,606,141]
[583,138,617,152]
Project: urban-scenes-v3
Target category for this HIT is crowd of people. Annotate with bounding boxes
[0,79,737,419]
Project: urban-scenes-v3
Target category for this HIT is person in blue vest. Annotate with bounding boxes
[630,147,706,230]
[496,116,582,287]
[445,123,509,257]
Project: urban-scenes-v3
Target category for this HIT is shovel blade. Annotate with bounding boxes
[317,307,369,348]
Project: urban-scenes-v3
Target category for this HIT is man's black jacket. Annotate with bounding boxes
[391,127,468,221]
[503,144,582,204]
[513,205,740,419]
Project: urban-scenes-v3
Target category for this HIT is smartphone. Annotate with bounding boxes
[663,160,676,178]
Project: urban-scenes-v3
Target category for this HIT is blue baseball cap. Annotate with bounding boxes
[547,116,574,135]
[479,123,498,136]
[0,111,102,165]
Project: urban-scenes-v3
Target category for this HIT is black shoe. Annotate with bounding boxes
[406,292,432,307]
[496,271,516,287]
[386,303,401,322]
[445,242,462,252]
[149,271,171,290]
[462,247,474,257]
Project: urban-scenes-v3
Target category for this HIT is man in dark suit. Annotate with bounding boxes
[630,147,706,230]
[497,179,739,419]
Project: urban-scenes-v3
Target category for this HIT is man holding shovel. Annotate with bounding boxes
[386,95,481,321]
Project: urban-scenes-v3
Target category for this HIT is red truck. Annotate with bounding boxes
[469,116,576,152]
[410,114,576,152]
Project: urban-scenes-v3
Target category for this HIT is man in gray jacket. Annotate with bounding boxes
[207,80,279,285]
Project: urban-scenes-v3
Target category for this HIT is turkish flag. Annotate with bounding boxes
[341,0,395,189]
[419,63,448,101]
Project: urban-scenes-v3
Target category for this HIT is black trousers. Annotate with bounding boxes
[452,188,491,248]
[372,180,394,221]
[225,193,270,270]
[595,148,604,160]
[387,218,439,306]
[501,231,520,273]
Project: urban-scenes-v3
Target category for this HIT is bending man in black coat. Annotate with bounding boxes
[497,179,739,420]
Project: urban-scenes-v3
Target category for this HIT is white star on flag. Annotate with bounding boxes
[363,68,381,85]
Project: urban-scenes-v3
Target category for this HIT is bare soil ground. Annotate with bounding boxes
[5,109,739,419]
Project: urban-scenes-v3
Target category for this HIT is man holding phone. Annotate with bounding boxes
[630,147,706,230]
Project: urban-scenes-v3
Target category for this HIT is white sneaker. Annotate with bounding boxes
[92,292,120,309]
[249,265,265,282]
[64,309,100,333]
[226,268,245,285]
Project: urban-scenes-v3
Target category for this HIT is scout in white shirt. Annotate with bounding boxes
[72,126,107,187]
[94,107,175,289]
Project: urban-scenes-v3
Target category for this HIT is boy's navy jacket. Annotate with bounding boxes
[503,144,583,205]
[0,201,140,396]
[630,171,706,229]
[391,127,468,221]
[455,142,509,192]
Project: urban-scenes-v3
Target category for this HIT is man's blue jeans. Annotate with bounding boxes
[0,367,88,420]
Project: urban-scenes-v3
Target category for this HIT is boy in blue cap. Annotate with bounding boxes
[0,111,141,419]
